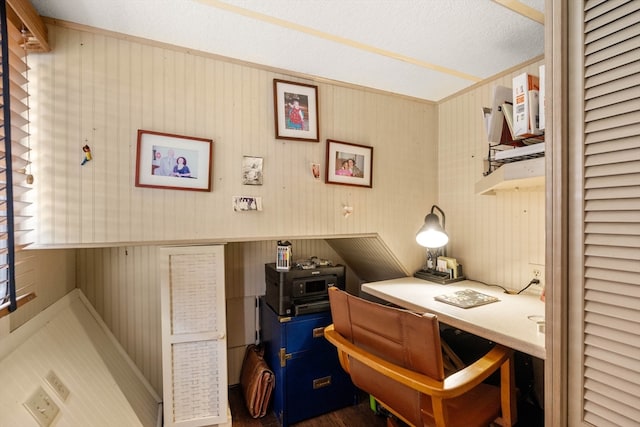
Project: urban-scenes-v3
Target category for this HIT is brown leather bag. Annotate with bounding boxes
[239,344,275,418]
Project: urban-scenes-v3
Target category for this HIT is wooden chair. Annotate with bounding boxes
[324,287,517,427]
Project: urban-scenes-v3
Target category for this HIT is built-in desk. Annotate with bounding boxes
[361,277,546,360]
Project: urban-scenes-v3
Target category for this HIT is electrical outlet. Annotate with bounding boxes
[529,263,545,288]
[45,370,70,401]
[24,386,59,427]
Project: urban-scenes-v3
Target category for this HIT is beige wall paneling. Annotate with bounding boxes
[0,290,159,427]
[438,61,546,293]
[325,236,408,286]
[78,246,163,394]
[29,23,437,276]
[7,249,77,332]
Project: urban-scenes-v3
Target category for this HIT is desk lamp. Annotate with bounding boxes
[414,205,464,284]
[415,205,449,249]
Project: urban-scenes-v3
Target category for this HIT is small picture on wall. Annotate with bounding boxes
[310,162,321,180]
[232,196,263,212]
[242,156,263,185]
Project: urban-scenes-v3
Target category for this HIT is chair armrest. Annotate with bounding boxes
[324,324,513,400]
[443,344,513,395]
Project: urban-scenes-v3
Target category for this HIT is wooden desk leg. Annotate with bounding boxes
[497,355,518,427]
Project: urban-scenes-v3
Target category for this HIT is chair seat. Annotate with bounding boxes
[370,380,500,427]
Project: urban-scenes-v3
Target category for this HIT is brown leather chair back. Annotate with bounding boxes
[329,287,445,426]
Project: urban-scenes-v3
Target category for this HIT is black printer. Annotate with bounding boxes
[264,262,345,316]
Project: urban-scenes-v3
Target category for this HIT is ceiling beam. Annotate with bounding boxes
[6,0,50,52]
[492,0,545,24]
[195,0,482,83]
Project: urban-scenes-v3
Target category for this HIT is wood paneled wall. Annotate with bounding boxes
[438,60,546,291]
[29,24,438,275]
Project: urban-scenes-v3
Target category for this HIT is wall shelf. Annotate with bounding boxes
[475,157,545,195]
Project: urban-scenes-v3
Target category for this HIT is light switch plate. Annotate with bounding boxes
[45,370,70,401]
[24,386,59,427]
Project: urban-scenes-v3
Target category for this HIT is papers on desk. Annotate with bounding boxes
[434,289,499,309]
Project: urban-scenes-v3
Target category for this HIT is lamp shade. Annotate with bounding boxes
[415,207,449,248]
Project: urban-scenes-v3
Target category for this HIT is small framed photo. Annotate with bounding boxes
[325,139,373,188]
[135,129,212,191]
[273,79,319,142]
[232,196,263,212]
[242,156,263,185]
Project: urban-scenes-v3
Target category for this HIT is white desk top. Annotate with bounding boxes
[361,277,546,360]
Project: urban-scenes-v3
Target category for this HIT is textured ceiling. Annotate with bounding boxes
[29,0,544,102]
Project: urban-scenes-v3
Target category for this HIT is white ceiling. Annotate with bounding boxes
[29,0,545,102]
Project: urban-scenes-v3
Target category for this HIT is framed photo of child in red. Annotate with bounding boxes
[325,139,373,188]
[273,79,319,142]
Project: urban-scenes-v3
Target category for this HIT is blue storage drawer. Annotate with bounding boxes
[260,298,358,427]
[282,312,337,355]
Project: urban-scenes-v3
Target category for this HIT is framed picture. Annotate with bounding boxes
[273,79,319,141]
[242,156,263,185]
[232,196,263,212]
[135,129,213,191]
[325,139,373,188]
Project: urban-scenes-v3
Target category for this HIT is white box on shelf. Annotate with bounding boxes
[512,73,542,138]
[485,85,513,144]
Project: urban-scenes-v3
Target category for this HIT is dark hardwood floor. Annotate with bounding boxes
[228,384,543,427]
[228,385,388,427]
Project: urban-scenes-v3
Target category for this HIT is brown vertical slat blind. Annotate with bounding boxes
[582,0,640,425]
[0,10,34,317]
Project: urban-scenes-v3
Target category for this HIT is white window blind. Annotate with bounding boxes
[581,0,640,425]
[0,2,34,318]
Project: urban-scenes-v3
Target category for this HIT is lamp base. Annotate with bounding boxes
[414,269,466,285]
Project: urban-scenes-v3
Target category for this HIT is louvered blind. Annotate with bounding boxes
[0,3,34,318]
[159,245,228,427]
[582,0,640,425]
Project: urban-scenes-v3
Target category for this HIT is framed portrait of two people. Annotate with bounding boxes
[135,129,213,192]
[325,139,373,188]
